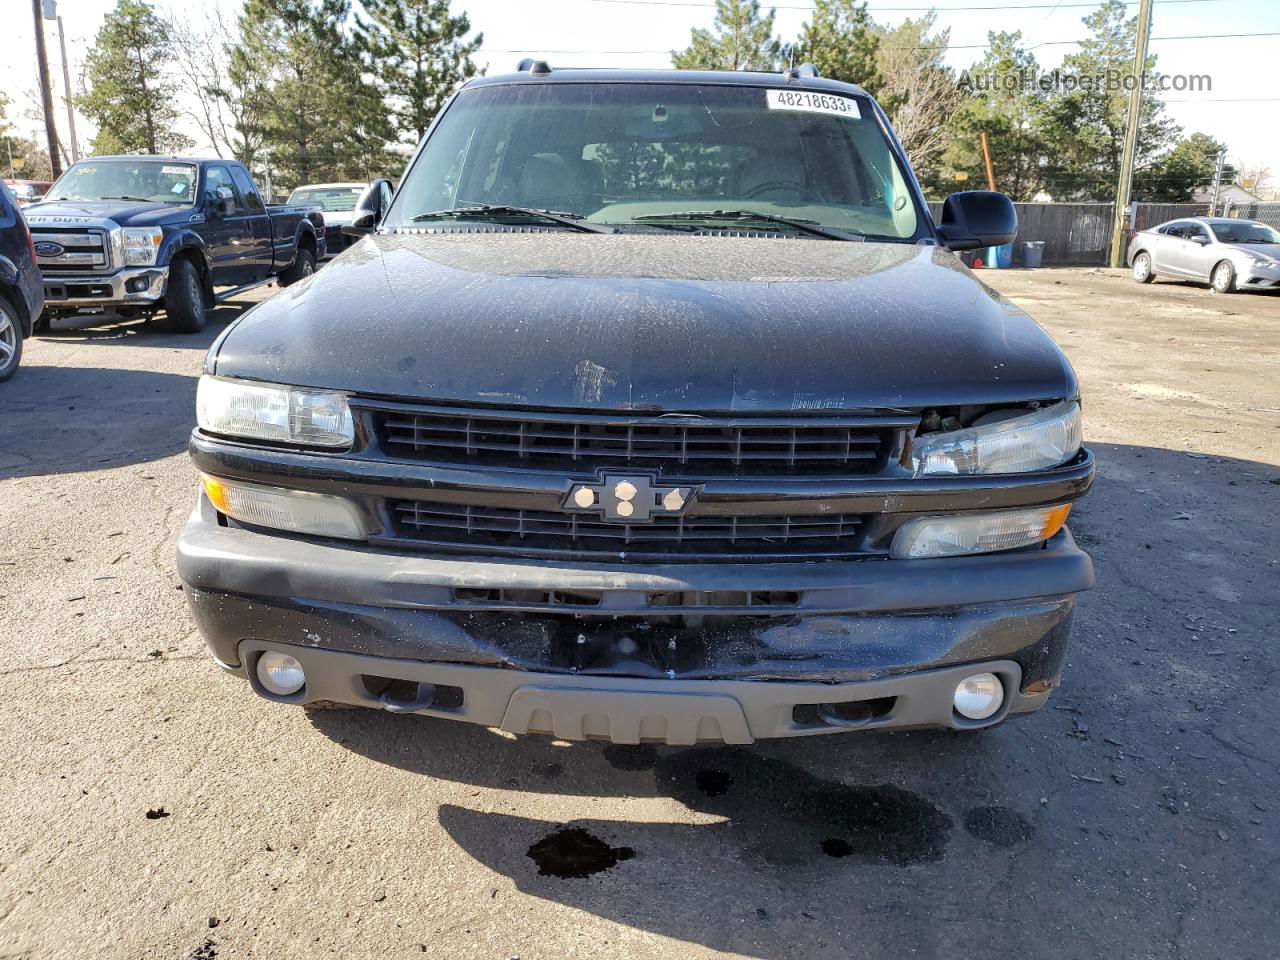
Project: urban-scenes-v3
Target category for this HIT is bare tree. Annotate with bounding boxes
[872,14,963,187]
[1235,162,1274,199]
[167,9,265,167]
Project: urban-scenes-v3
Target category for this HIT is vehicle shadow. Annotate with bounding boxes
[0,310,243,479]
[33,297,258,346]
[305,442,1280,957]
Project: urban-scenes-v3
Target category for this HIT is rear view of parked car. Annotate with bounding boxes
[3,179,53,207]
[1128,217,1280,293]
[288,182,388,259]
[0,181,45,381]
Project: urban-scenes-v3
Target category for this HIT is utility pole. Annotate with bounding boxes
[1108,0,1153,268]
[31,0,63,179]
[980,131,997,191]
[1208,149,1227,216]
[45,2,80,163]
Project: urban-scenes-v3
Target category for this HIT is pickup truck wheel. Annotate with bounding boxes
[162,258,207,332]
[1131,251,1155,283]
[279,248,316,288]
[0,294,24,382]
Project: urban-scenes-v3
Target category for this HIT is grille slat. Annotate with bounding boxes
[392,501,870,561]
[30,226,113,274]
[376,407,901,476]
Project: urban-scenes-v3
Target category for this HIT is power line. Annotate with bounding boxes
[588,0,1228,9]
[484,32,1280,53]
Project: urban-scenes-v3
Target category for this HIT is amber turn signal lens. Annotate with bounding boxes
[1040,503,1072,540]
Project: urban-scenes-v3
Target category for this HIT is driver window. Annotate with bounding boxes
[206,166,245,212]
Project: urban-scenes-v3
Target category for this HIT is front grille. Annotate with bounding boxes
[391,500,872,561]
[31,227,112,274]
[376,407,904,477]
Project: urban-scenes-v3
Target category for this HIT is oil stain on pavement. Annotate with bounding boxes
[527,827,636,878]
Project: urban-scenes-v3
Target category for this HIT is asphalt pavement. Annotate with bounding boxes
[1,268,1277,959]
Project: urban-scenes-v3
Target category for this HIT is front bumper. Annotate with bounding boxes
[1239,260,1280,290]
[43,265,168,310]
[177,496,1094,742]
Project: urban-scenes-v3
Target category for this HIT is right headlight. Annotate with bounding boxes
[910,401,1082,477]
[196,375,354,448]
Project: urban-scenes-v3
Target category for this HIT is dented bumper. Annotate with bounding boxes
[177,496,1092,739]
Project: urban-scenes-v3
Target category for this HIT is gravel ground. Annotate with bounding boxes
[1,267,1277,959]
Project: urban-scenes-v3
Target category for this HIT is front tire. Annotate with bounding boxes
[279,248,315,288]
[0,294,24,382]
[161,257,208,332]
[1132,251,1155,283]
[1211,260,1236,294]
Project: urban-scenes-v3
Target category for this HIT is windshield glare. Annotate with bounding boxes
[387,82,922,240]
[46,160,197,204]
[1212,221,1280,244]
[288,186,364,212]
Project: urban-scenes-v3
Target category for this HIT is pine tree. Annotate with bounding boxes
[355,0,482,145]
[1040,0,1179,200]
[941,31,1050,200]
[672,0,781,72]
[230,0,391,188]
[792,0,879,92]
[79,0,192,155]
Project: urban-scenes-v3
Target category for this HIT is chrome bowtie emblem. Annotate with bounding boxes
[564,474,697,523]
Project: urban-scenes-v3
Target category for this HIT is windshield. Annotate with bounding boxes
[386,82,923,240]
[288,185,364,212]
[46,160,198,204]
[1211,221,1280,244]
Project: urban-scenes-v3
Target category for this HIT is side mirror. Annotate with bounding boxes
[935,190,1017,252]
[342,178,393,238]
[1192,234,1209,245]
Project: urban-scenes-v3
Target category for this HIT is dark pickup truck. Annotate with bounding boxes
[179,65,1094,745]
[25,157,324,332]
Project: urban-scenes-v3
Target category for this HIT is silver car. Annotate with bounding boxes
[1127,217,1280,293]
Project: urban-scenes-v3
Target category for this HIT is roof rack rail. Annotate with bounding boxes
[782,63,821,80]
[515,58,552,75]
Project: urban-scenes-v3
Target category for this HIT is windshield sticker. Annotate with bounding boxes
[765,89,861,119]
[161,165,190,175]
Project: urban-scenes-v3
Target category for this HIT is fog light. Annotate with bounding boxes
[953,672,1004,720]
[256,651,306,695]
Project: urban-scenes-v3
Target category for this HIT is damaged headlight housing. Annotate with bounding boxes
[197,376,354,448]
[910,401,1082,477]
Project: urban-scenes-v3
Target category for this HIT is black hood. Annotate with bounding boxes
[25,198,190,227]
[210,232,1078,412]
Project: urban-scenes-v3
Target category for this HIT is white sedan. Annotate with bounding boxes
[1127,217,1280,293]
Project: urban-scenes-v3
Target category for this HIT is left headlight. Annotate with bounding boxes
[911,401,1082,477]
[197,375,354,448]
[122,227,164,266]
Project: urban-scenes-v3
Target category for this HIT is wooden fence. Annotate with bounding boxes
[924,200,1279,267]
[927,201,1114,266]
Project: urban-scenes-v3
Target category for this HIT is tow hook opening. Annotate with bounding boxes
[793,696,897,729]
[360,675,464,713]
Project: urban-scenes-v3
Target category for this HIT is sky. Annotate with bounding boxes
[2,0,1277,189]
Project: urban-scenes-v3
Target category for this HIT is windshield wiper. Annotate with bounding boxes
[409,205,610,233]
[96,195,158,202]
[631,210,857,241]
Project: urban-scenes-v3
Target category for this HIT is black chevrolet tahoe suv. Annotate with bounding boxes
[25,156,323,333]
[177,65,1095,744]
